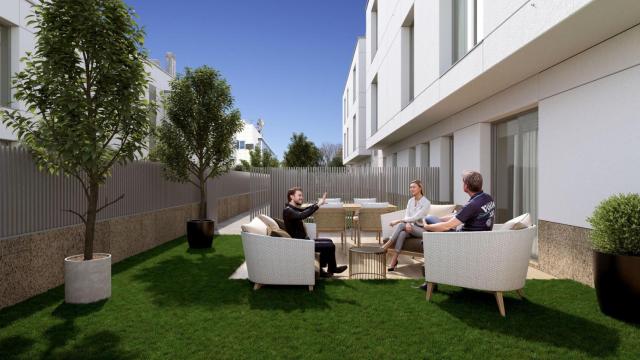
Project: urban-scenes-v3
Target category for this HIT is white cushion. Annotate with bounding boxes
[321,202,344,208]
[427,204,456,217]
[354,198,377,204]
[257,214,279,230]
[361,202,389,208]
[241,217,269,236]
[319,198,342,203]
[501,213,533,230]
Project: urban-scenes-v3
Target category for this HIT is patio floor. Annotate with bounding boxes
[1,233,638,359]
[222,213,555,281]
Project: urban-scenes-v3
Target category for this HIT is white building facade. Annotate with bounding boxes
[0,0,175,153]
[234,119,274,165]
[342,37,373,166]
[342,0,640,285]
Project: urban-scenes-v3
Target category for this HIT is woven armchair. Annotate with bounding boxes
[313,207,347,246]
[422,226,537,317]
[241,223,317,291]
[355,205,394,246]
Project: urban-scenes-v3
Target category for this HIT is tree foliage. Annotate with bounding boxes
[282,133,322,167]
[1,0,152,260]
[234,147,279,171]
[319,143,340,166]
[249,147,279,168]
[328,147,345,167]
[155,66,243,219]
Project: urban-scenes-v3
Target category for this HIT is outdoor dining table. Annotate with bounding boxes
[303,203,397,244]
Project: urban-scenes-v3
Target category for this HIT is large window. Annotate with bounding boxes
[343,97,346,124]
[346,128,349,156]
[401,8,414,108]
[343,133,347,158]
[452,0,477,63]
[370,1,378,61]
[352,115,356,151]
[0,24,10,107]
[492,110,538,224]
[346,89,349,115]
[352,66,356,103]
[370,75,378,136]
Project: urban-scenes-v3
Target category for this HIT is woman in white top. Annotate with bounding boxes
[382,180,431,271]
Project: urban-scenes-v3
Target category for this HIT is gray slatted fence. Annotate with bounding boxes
[249,167,440,220]
[0,146,201,239]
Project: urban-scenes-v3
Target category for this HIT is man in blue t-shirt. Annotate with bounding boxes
[422,170,495,232]
[418,170,495,291]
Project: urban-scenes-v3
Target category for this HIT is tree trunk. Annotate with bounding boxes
[199,178,207,220]
[84,180,99,261]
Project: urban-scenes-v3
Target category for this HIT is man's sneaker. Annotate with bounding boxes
[319,270,334,278]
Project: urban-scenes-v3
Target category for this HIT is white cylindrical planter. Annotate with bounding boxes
[64,253,112,304]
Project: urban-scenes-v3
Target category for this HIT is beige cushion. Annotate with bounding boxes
[268,228,292,238]
[502,213,533,230]
[427,204,456,217]
[241,217,269,235]
[258,214,279,230]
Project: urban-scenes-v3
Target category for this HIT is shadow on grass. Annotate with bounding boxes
[247,279,360,312]
[130,243,248,308]
[112,236,189,276]
[0,335,35,360]
[434,287,620,357]
[35,300,108,359]
[44,331,137,360]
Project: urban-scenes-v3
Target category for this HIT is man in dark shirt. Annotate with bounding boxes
[423,171,495,232]
[418,171,495,291]
[283,187,347,277]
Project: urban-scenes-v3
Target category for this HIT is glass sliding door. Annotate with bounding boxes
[493,109,538,225]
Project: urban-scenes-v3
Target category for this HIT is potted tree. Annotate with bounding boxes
[588,193,640,322]
[1,0,152,304]
[155,66,243,249]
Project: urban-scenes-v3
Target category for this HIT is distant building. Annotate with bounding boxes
[0,0,175,154]
[234,119,273,165]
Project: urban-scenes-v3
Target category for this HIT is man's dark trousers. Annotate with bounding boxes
[315,238,337,271]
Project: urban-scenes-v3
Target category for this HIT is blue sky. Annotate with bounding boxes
[125,0,367,159]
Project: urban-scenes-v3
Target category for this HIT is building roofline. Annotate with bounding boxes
[342,37,366,96]
[145,59,175,79]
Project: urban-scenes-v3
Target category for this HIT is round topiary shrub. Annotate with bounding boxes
[587,193,640,256]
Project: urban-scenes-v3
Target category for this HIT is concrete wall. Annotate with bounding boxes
[207,171,250,222]
[0,203,199,309]
[452,123,491,205]
[538,40,640,229]
[429,137,452,203]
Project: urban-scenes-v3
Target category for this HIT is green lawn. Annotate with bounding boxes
[1,235,639,359]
